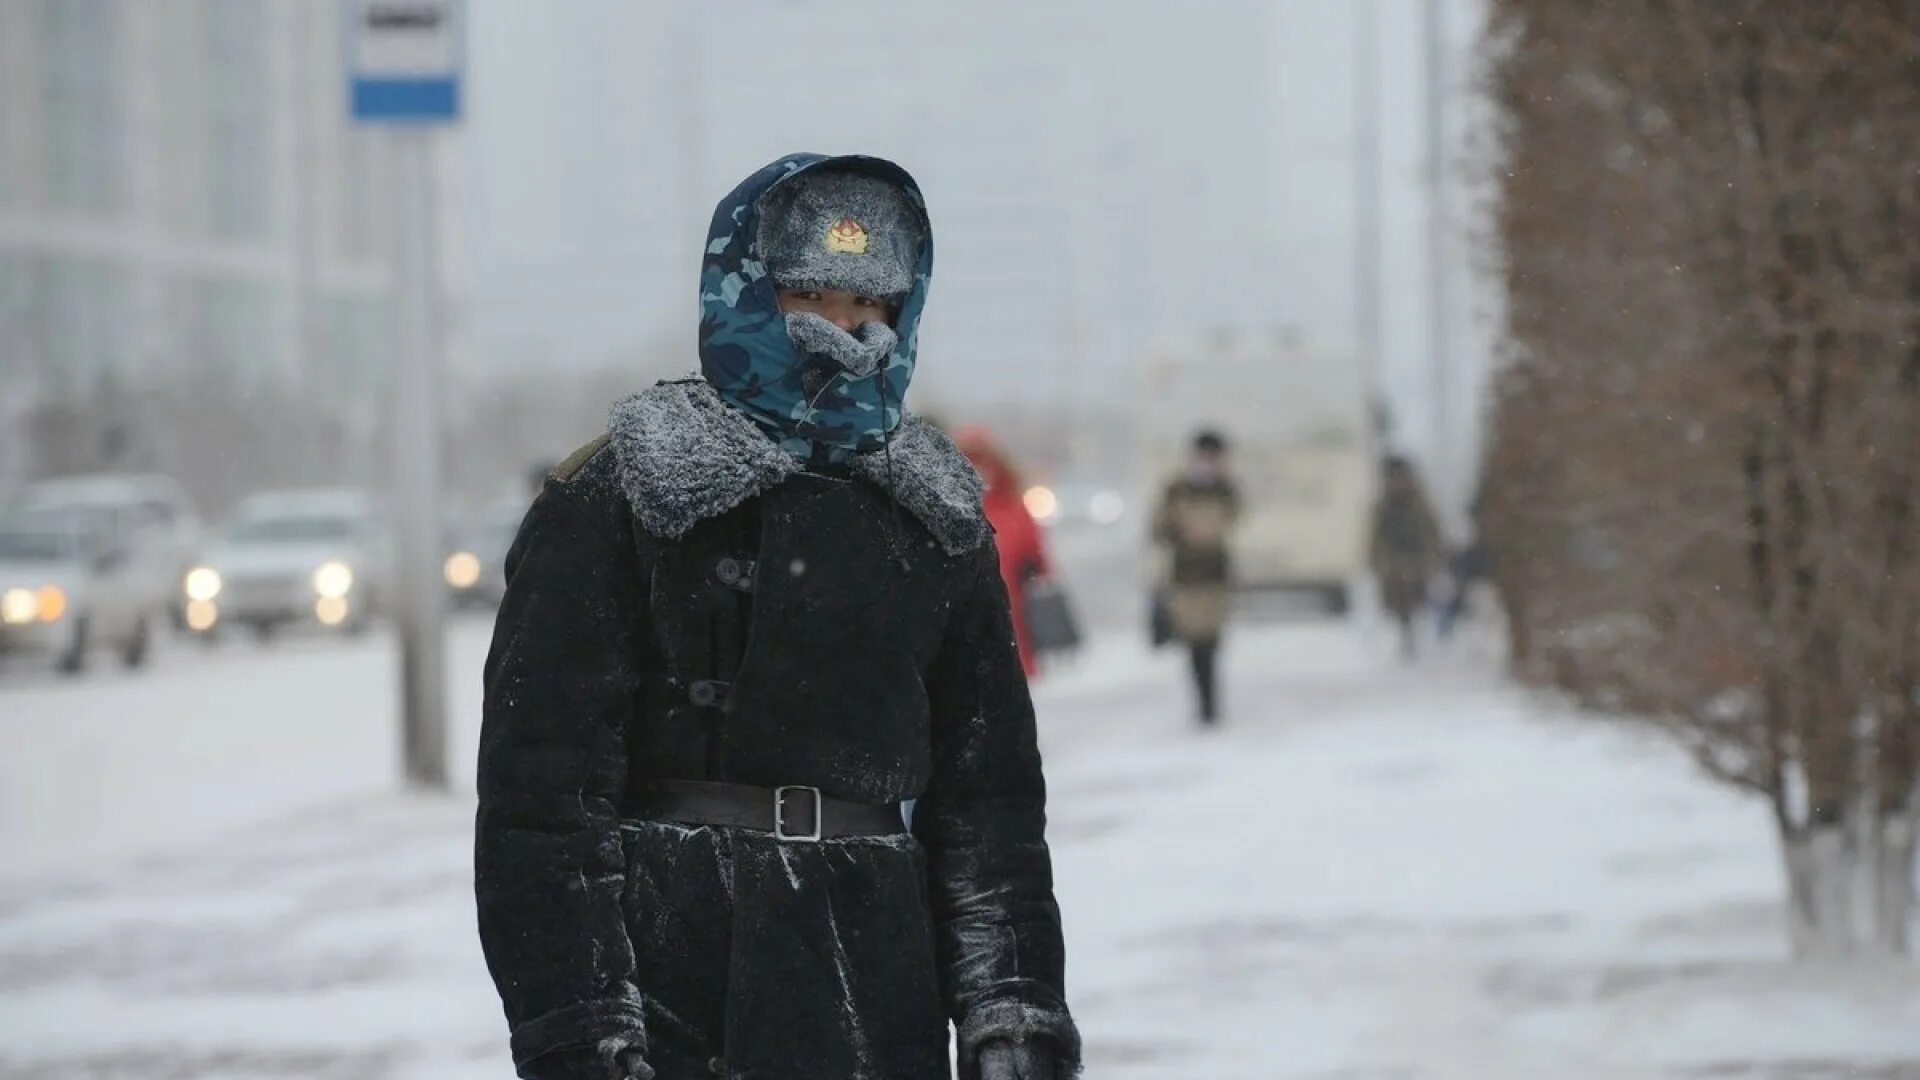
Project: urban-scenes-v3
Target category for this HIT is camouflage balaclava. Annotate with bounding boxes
[697,154,934,462]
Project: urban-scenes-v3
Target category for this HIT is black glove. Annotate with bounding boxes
[523,1042,655,1080]
[977,1039,1057,1080]
[612,1048,655,1080]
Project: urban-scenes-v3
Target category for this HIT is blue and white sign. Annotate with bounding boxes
[346,0,463,123]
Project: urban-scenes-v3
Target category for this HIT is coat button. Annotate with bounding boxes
[715,557,742,586]
[689,680,724,708]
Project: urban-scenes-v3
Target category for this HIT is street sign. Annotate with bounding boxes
[346,0,463,123]
[343,0,462,787]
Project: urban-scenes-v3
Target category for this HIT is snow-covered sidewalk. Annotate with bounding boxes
[3,622,1919,1078]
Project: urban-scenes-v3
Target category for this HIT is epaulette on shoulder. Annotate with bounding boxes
[550,434,611,484]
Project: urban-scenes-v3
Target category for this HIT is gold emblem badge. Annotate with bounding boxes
[825,217,869,255]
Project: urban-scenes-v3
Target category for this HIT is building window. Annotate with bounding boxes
[39,0,124,217]
[174,275,280,382]
[0,254,38,392]
[205,0,272,240]
[34,255,132,393]
[321,293,392,396]
[336,130,387,265]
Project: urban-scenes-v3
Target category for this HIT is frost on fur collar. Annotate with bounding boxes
[608,379,987,556]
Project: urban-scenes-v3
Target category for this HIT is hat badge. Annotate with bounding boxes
[825,217,869,255]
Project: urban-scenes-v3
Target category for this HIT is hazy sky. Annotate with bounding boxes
[460,0,1495,499]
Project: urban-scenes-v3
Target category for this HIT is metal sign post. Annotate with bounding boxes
[346,0,463,790]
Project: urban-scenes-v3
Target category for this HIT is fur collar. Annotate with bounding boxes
[608,379,987,556]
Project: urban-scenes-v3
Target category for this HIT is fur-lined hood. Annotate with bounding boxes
[698,153,933,462]
[608,378,987,556]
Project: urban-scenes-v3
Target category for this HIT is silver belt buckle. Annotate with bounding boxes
[774,785,823,843]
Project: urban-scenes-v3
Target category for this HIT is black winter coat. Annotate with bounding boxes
[475,380,1078,1080]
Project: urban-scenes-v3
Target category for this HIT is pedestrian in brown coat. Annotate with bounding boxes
[1153,430,1241,725]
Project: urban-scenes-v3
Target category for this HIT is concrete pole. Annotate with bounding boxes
[288,2,322,402]
[1424,0,1454,523]
[390,131,449,790]
[1353,0,1384,434]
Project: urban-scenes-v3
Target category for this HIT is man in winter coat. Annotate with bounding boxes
[1152,430,1241,725]
[954,426,1053,678]
[475,155,1079,1080]
[1369,454,1445,661]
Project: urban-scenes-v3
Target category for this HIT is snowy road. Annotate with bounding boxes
[3,618,1919,1078]
[0,617,493,877]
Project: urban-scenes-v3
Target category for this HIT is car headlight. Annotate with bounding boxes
[184,566,222,602]
[35,586,67,623]
[313,561,355,599]
[185,599,219,631]
[1023,485,1060,522]
[444,551,482,589]
[314,595,350,627]
[1,588,37,626]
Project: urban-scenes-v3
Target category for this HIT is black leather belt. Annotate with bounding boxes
[627,780,906,842]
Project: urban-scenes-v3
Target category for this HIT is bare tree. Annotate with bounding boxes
[1480,0,1920,958]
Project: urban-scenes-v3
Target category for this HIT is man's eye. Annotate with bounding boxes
[796,291,824,302]
[854,296,881,308]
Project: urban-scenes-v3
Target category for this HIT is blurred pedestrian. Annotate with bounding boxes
[954,426,1055,678]
[474,155,1077,1080]
[1153,429,1241,725]
[1369,454,1445,661]
[1436,491,1492,641]
[1436,539,1490,639]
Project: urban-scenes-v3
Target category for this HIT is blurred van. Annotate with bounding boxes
[443,497,526,610]
[1142,333,1377,614]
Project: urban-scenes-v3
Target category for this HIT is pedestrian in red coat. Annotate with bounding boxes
[955,426,1051,678]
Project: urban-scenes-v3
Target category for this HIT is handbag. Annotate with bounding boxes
[1149,588,1176,648]
[1021,576,1083,656]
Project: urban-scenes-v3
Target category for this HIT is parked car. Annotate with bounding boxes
[0,516,158,673]
[1023,479,1131,532]
[184,489,393,640]
[443,498,524,610]
[19,473,205,627]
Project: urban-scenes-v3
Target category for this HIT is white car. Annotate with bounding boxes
[20,473,204,627]
[444,498,525,610]
[0,517,158,673]
[185,489,394,640]
[1024,480,1131,532]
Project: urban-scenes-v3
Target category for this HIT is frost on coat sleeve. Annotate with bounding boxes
[475,483,648,1073]
[916,540,1082,1077]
